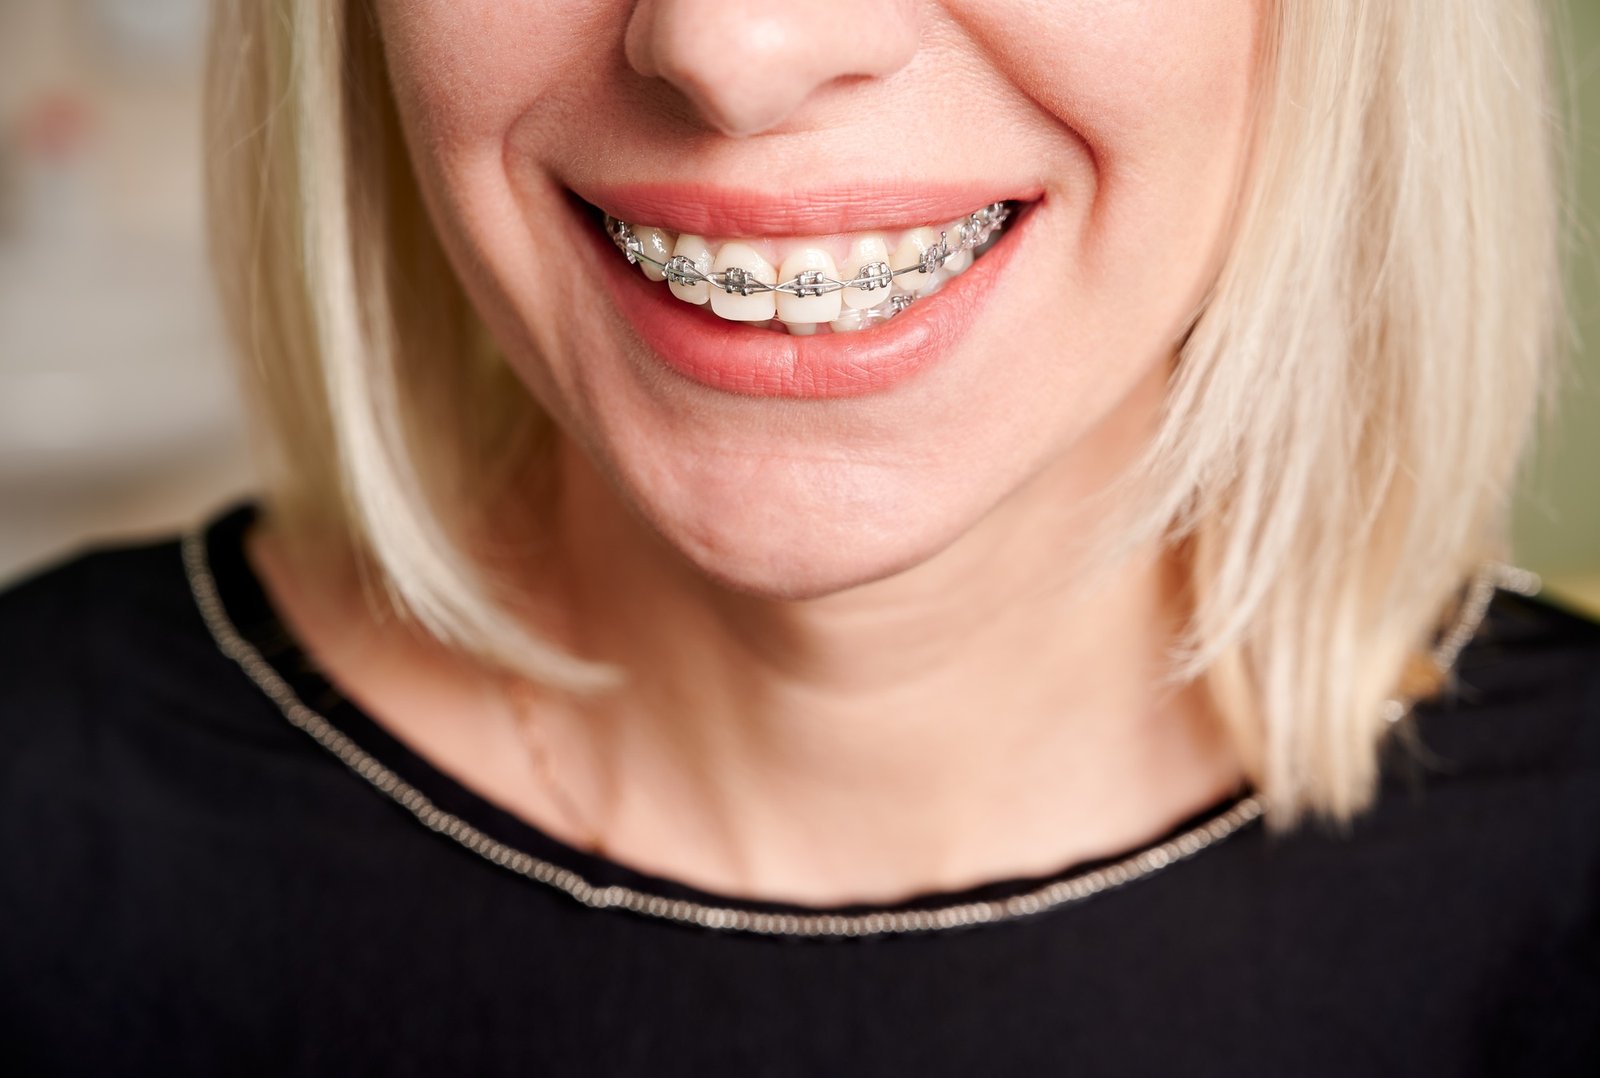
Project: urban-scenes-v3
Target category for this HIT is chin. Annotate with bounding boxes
[643,479,970,602]
[678,532,951,602]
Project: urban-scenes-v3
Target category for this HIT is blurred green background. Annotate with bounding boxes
[1516,0,1600,612]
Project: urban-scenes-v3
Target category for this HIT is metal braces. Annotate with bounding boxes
[603,202,1012,299]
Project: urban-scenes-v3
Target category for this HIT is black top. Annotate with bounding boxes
[1,500,1597,1076]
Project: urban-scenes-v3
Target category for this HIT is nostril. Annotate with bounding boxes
[623,0,922,139]
[625,7,804,138]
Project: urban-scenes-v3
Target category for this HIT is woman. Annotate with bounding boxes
[2,0,1595,1073]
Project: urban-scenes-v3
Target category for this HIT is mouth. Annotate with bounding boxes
[588,199,1018,335]
[567,183,1041,398]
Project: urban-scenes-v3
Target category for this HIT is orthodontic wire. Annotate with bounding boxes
[603,202,1012,300]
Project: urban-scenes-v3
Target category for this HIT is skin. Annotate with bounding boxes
[252,0,1263,904]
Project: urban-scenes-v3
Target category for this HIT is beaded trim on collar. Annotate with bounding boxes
[179,519,1530,939]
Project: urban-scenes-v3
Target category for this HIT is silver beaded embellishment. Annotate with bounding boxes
[1378,562,1541,724]
[180,523,1526,939]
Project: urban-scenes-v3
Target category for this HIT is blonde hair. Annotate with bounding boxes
[204,1,1565,834]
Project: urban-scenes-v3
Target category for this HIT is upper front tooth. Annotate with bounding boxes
[892,227,945,295]
[709,243,777,321]
[839,235,893,311]
[668,234,714,304]
[776,248,842,324]
[635,226,675,282]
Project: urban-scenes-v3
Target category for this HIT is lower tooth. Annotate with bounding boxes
[825,307,876,331]
[830,309,868,334]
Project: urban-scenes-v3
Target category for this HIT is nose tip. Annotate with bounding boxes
[624,0,921,138]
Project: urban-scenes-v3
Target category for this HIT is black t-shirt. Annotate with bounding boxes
[1,500,1597,1076]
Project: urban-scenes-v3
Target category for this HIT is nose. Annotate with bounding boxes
[623,0,922,138]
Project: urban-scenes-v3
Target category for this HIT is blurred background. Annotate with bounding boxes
[0,0,1596,613]
[0,0,250,581]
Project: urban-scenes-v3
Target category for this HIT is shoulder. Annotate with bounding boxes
[1402,585,1600,779]
[0,532,179,742]
[1382,585,1600,905]
[0,529,196,697]
[0,508,268,770]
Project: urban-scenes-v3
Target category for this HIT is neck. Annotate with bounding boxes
[520,443,1244,906]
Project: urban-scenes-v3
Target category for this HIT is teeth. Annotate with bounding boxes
[709,243,777,321]
[830,302,905,335]
[635,226,676,282]
[775,248,842,324]
[604,201,1012,333]
[668,234,715,304]
[839,235,894,311]
[830,308,868,334]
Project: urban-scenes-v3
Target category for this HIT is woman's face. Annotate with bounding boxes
[375,1,1263,598]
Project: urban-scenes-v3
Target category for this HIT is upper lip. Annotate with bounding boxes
[569,180,1043,237]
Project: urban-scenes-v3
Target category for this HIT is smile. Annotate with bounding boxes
[569,184,1041,398]
[600,202,1014,335]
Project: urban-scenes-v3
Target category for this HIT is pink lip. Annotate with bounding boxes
[570,180,1042,237]
[575,189,1036,399]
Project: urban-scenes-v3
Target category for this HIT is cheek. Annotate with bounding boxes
[946,2,1262,485]
[375,1,629,156]
[964,0,1261,262]
[963,0,1261,151]
[370,2,636,413]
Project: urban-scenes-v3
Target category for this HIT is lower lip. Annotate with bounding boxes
[580,202,1033,399]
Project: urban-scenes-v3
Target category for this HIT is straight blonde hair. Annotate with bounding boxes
[204,1,1565,835]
